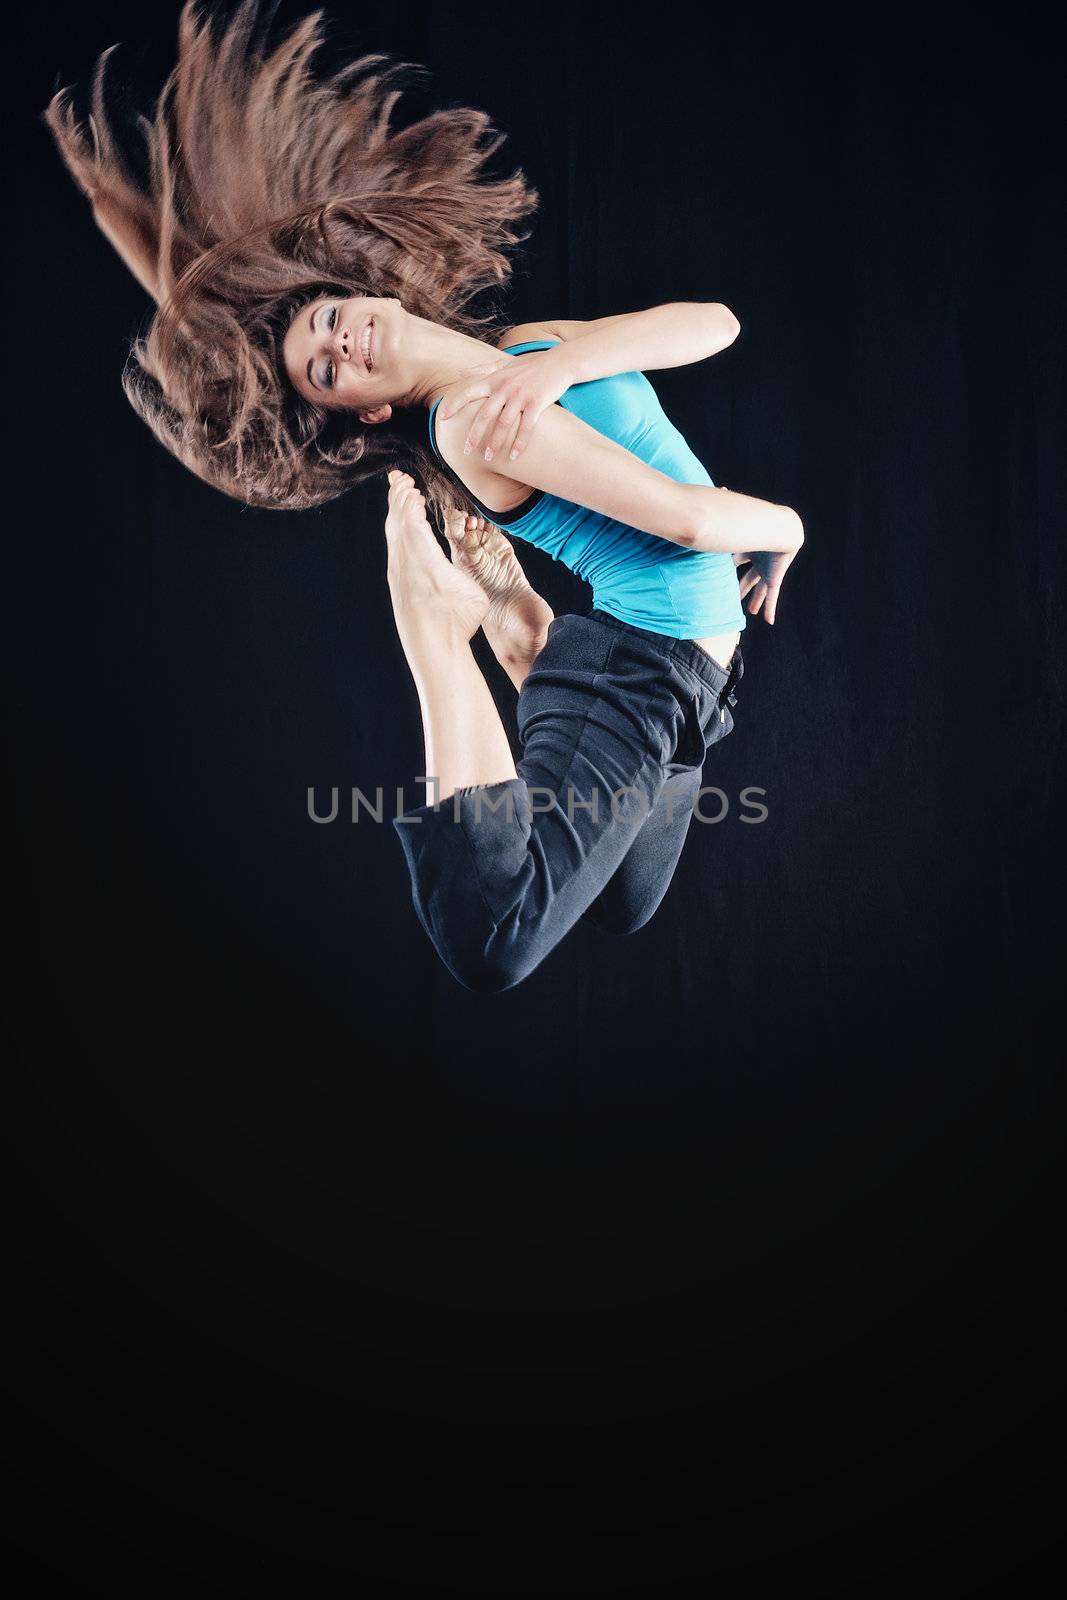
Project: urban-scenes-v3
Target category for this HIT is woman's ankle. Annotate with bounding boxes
[484,610,552,661]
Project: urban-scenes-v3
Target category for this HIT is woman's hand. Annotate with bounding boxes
[437,347,574,464]
[734,547,801,625]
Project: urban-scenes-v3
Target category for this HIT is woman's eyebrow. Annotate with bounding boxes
[305,305,321,391]
[303,307,316,392]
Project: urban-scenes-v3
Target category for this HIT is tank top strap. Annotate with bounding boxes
[427,398,545,526]
[498,338,562,353]
[426,340,558,522]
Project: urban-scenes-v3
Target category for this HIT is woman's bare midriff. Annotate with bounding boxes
[689,630,740,670]
[460,463,743,671]
[465,467,743,671]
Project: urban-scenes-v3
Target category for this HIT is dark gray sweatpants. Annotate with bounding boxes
[392,607,744,992]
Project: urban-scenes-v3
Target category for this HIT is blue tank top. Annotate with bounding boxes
[427,338,745,639]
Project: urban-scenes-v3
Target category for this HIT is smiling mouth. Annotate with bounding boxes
[359,318,374,374]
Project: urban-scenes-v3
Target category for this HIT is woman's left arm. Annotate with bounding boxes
[433,390,797,555]
[442,303,740,463]
[552,302,741,384]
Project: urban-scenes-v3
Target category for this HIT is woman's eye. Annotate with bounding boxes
[326,360,335,388]
[327,306,337,330]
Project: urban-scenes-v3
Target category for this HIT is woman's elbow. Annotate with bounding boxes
[784,505,804,547]
[676,484,711,549]
[710,303,741,345]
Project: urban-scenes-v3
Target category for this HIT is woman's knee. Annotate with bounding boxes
[448,945,535,994]
[582,904,655,938]
[580,888,662,938]
[434,926,542,994]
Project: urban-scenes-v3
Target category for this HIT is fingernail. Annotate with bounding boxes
[510,449,519,460]
[387,470,398,483]
[484,448,494,461]
[463,441,472,455]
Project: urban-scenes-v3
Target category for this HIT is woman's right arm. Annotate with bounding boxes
[434,400,802,554]
[686,485,805,555]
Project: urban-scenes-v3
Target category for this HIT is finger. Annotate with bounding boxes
[747,580,768,615]
[764,583,780,625]
[467,399,506,458]
[482,397,515,456]
[464,404,490,455]
[507,405,541,459]
[442,363,513,420]
[440,382,491,422]
[738,568,762,600]
[505,407,527,460]
[445,363,501,411]
[486,401,524,462]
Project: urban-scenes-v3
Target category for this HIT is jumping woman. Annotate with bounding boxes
[44,0,804,992]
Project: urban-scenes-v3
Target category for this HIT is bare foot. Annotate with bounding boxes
[385,474,490,646]
[442,510,554,658]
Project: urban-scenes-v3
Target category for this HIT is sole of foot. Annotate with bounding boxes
[442,509,554,652]
[385,473,490,642]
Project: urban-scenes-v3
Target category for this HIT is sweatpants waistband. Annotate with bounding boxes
[587,607,744,703]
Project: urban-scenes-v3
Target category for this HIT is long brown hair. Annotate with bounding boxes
[43,0,539,522]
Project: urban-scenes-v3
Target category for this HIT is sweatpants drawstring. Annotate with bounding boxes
[719,654,742,722]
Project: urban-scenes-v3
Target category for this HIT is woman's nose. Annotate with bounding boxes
[335,324,351,359]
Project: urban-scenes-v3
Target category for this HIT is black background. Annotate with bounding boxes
[7,0,1064,1591]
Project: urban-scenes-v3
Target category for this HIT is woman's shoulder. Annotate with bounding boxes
[493,323,561,350]
[430,392,543,520]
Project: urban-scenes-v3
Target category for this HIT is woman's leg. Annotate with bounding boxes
[393,614,688,992]
[392,602,728,993]
[384,473,517,799]
[577,670,739,936]
[386,478,742,992]
[578,767,707,936]
[441,509,554,694]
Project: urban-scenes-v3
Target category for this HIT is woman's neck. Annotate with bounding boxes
[408,316,516,411]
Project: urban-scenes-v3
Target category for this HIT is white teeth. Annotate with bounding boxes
[360,323,372,370]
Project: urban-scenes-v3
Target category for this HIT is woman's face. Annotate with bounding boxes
[282,294,398,419]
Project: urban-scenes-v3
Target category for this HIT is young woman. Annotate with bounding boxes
[44,0,804,993]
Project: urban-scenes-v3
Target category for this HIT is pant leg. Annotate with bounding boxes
[577,768,706,937]
[391,613,708,992]
[579,670,738,936]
